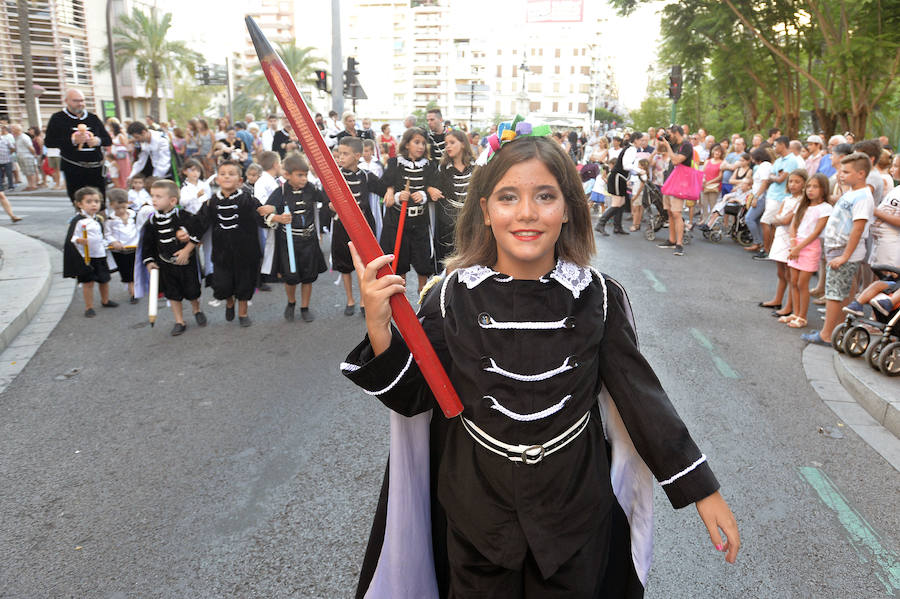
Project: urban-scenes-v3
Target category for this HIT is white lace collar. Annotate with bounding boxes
[455,260,593,298]
[215,188,242,200]
[397,155,429,169]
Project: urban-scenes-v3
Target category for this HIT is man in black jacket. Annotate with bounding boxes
[44,89,112,206]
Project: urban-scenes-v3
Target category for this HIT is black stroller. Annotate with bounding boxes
[700,201,754,246]
[640,176,667,241]
[833,264,900,376]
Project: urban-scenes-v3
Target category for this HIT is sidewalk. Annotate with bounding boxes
[0,226,74,391]
[803,344,900,471]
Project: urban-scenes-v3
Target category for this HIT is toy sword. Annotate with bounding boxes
[391,179,410,273]
[283,206,296,273]
[82,226,90,264]
[246,16,463,419]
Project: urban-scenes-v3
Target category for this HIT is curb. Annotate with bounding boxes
[833,351,900,439]
[802,344,900,471]
[0,227,52,354]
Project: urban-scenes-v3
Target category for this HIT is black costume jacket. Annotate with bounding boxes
[44,110,112,166]
[342,262,719,597]
[140,208,194,266]
[427,129,447,162]
[189,188,263,269]
[264,182,327,284]
[434,162,473,266]
[378,155,438,272]
[329,166,384,273]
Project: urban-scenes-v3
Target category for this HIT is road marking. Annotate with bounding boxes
[689,328,740,378]
[642,269,667,292]
[798,466,900,595]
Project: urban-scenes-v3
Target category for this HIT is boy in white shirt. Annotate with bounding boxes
[127,174,151,212]
[104,189,140,302]
[359,139,384,178]
[63,186,118,317]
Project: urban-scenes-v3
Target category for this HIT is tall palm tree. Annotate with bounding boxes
[237,42,325,114]
[96,7,203,118]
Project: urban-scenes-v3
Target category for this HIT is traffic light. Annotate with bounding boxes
[315,69,327,92]
[344,57,359,97]
[668,65,682,101]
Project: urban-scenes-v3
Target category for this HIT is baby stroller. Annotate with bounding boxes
[641,177,667,241]
[833,265,900,376]
[702,202,753,246]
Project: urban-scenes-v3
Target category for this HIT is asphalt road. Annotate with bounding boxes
[1,197,898,598]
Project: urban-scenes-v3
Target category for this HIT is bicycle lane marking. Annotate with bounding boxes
[689,328,740,379]
[798,466,900,595]
[642,269,667,293]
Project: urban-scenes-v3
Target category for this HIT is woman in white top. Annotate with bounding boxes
[745,147,773,253]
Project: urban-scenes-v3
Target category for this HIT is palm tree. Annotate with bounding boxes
[237,42,325,114]
[96,7,203,118]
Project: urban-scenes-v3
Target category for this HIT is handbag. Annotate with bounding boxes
[661,164,704,201]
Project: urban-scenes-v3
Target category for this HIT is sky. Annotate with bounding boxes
[160,0,665,111]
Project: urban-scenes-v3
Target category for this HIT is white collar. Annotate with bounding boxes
[64,108,87,120]
[216,188,241,200]
[455,260,594,298]
[397,155,429,169]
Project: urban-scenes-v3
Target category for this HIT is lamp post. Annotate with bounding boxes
[517,55,530,116]
[469,65,482,131]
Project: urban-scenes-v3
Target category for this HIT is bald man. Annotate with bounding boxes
[44,89,112,206]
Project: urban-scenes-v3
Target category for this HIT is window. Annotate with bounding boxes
[539,48,543,56]
[530,65,542,74]
[555,48,560,58]
[554,65,560,74]
[573,48,578,56]
[581,66,590,76]
[497,65,502,77]
[570,66,575,74]
[512,65,517,78]
[528,82,541,93]
[552,101,558,112]
[553,82,559,93]
[578,102,588,112]
[568,102,573,111]
[529,101,541,112]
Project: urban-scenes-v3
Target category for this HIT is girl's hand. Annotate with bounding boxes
[384,190,395,208]
[349,242,406,356]
[412,191,426,204]
[696,491,740,564]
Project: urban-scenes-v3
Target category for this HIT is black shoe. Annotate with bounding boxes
[673,245,684,256]
[225,304,235,321]
[84,308,96,318]
[751,251,769,260]
[300,307,314,322]
[239,316,252,327]
[613,228,629,235]
[259,283,272,292]
[595,222,609,236]
[697,224,710,232]
[101,300,119,308]
[171,323,187,336]
[284,302,296,322]
[129,296,139,305]
[657,241,676,249]
[194,311,207,326]
[344,304,356,316]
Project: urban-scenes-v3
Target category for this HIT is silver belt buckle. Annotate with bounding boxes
[407,205,424,217]
[518,444,545,465]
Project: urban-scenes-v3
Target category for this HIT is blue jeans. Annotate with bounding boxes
[746,196,766,244]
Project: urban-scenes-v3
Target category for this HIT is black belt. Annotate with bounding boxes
[62,156,104,169]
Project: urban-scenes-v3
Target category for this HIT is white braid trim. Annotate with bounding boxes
[659,454,707,486]
[339,362,361,372]
[479,316,569,330]
[440,271,454,318]
[486,394,572,422]
[362,352,414,396]
[483,356,576,382]
[590,267,608,322]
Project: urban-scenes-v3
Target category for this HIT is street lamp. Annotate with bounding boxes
[517,54,530,115]
[469,65,482,132]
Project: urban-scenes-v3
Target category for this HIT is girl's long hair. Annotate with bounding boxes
[444,136,594,273]
[440,129,475,170]
[793,172,830,229]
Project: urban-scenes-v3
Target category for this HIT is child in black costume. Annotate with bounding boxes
[342,135,740,598]
[140,179,205,336]
[260,152,327,322]
[330,137,383,316]
[63,186,117,317]
[380,127,437,294]
[190,160,264,327]
[431,129,475,269]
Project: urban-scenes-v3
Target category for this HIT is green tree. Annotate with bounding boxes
[96,7,203,119]
[167,78,222,126]
[236,42,325,116]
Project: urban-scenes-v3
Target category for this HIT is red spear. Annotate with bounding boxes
[246,16,463,419]
[391,179,409,273]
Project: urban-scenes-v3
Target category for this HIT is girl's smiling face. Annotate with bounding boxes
[480,158,567,279]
